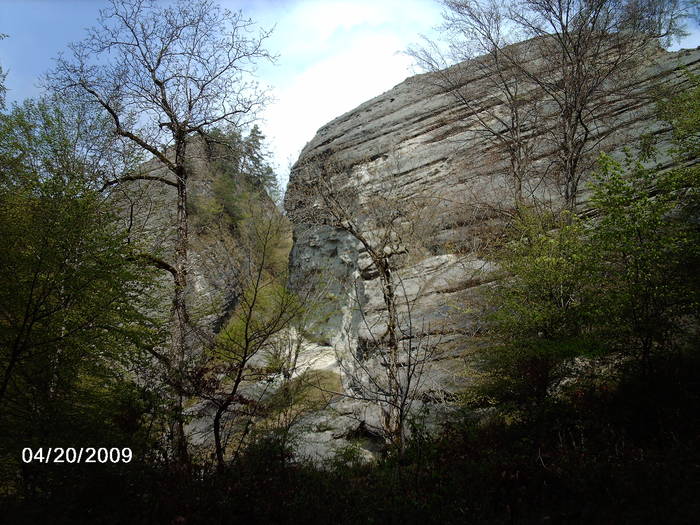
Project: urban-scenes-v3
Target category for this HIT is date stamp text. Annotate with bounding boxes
[21,447,133,464]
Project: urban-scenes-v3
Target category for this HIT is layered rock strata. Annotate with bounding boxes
[284,41,700,425]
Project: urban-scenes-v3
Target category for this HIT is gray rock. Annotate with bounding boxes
[283,40,700,439]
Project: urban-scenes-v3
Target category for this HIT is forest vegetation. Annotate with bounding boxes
[1,0,699,523]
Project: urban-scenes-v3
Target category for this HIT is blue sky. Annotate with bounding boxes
[2,0,699,187]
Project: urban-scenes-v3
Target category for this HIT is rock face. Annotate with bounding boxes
[283,41,700,437]
[111,140,275,335]
[111,148,239,330]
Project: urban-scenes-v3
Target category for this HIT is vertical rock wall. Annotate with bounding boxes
[284,42,700,394]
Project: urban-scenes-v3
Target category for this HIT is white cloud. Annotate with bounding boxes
[241,0,442,187]
[262,33,415,173]
[669,23,700,51]
[254,1,700,191]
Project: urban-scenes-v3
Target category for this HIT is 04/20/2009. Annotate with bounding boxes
[21,447,132,464]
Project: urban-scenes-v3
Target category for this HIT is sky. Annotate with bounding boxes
[1,0,699,189]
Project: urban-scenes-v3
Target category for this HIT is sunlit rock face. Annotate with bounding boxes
[284,40,700,406]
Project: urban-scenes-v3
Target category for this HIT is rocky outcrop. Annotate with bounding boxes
[284,40,700,415]
[111,140,275,335]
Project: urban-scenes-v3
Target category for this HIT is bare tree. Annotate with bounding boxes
[292,155,443,453]
[0,34,7,110]
[191,207,308,470]
[49,0,273,467]
[413,0,690,209]
[410,11,547,209]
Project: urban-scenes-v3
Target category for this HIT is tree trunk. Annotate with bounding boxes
[213,405,226,471]
[378,261,403,450]
[170,135,190,469]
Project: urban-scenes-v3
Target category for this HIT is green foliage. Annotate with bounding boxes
[587,70,700,358]
[481,210,596,410]
[659,69,700,158]
[490,210,594,342]
[242,125,280,202]
[217,282,296,355]
[477,73,700,416]
[658,68,700,220]
[264,369,341,423]
[190,125,280,233]
[589,152,700,359]
[0,98,161,494]
[215,208,295,359]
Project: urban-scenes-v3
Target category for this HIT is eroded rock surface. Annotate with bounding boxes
[284,41,700,431]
